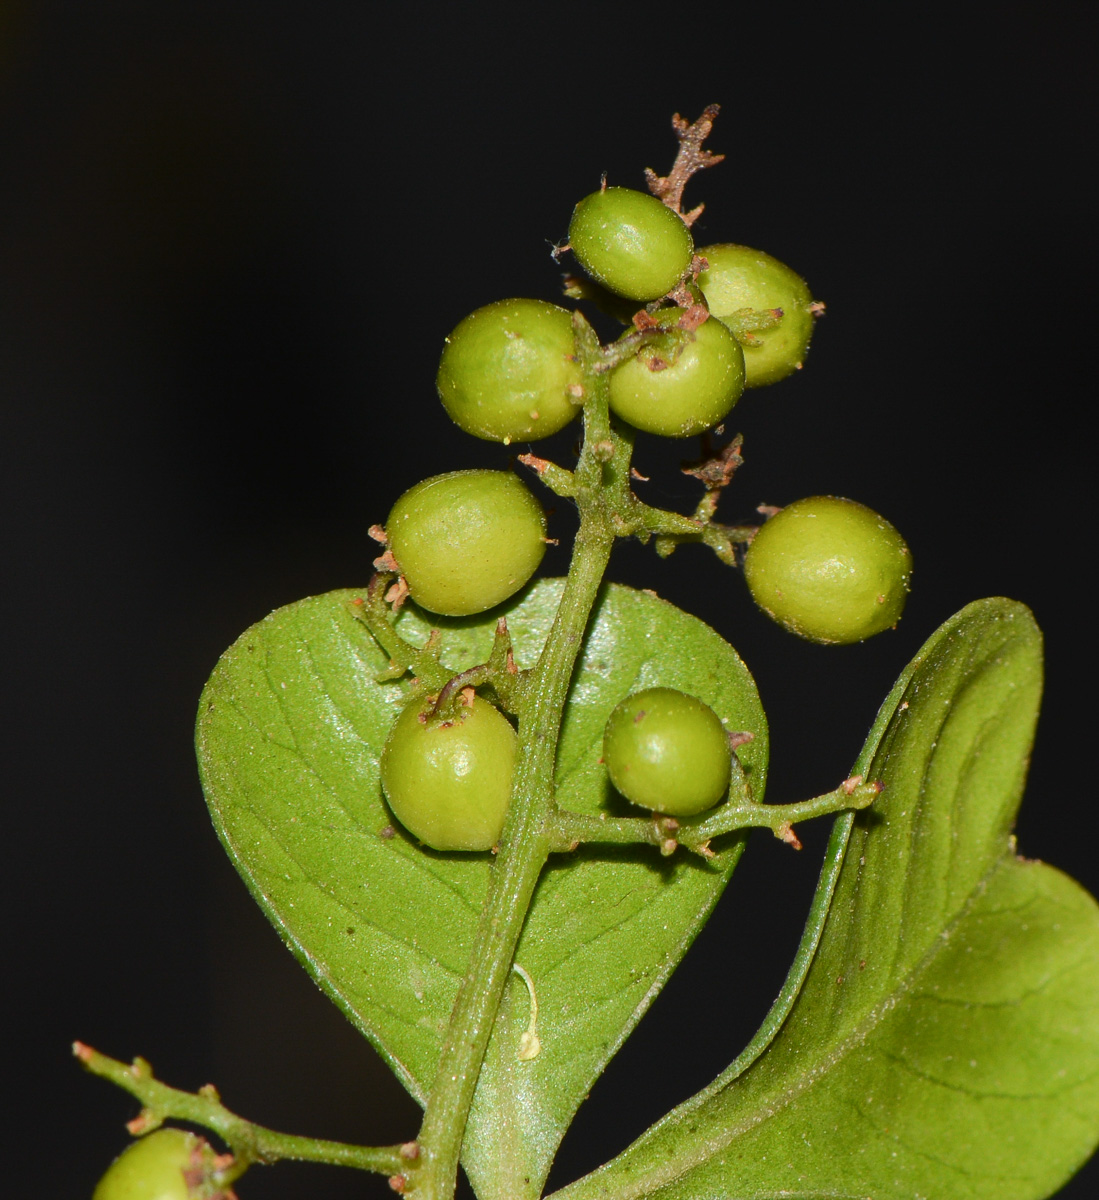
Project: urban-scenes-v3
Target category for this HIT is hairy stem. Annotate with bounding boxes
[347,584,451,690]
[548,779,880,857]
[73,1044,411,1178]
[409,334,623,1200]
[682,778,879,850]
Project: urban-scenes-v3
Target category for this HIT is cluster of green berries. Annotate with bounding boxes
[370,183,910,852]
[379,681,737,852]
[91,124,914,1199]
[436,187,818,449]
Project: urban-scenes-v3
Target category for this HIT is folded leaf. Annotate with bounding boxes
[554,598,1099,1200]
[196,580,767,1199]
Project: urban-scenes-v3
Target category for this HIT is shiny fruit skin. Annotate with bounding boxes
[569,187,693,301]
[92,1129,223,1200]
[608,315,745,437]
[380,696,516,850]
[697,243,815,386]
[386,470,546,616]
[436,299,584,443]
[603,687,732,816]
[744,496,912,644]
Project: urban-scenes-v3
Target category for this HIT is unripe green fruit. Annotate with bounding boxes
[744,496,912,644]
[386,470,546,616]
[603,687,731,816]
[93,1129,225,1200]
[436,299,585,443]
[569,187,693,301]
[381,695,516,850]
[697,244,816,387]
[608,315,745,437]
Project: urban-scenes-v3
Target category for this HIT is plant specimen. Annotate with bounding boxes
[78,106,1099,1200]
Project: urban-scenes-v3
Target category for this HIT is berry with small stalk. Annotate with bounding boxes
[603,687,733,816]
[568,186,694,301]
[380,694,516,851]
[743,495,912,643]
[382,469,546,616]
[436,298,585,443]
[607,309,745,438]
[697,243,818,386]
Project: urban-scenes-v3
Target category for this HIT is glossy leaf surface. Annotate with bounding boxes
[555,598,1099,1200]
[196,580,767,1198]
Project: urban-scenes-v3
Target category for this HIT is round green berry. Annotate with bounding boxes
[436,299,585,443]
[608,315,745,437]
[381,695,516,851]
[603,687,731,816]
[697,244,816,387]
[93,1129,225,1200]
[385,470,546,617]
[743,496,912,644]
[569,187,693,301]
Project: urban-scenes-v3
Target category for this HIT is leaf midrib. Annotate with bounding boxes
[564,847,1019,1200]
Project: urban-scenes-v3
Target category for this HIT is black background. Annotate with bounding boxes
[3,3,1097,1197]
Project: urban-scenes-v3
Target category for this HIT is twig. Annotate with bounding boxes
[346,581,451,690]
[73,1043,410,1177]
[547,778,881,859]
[644,105,725,225]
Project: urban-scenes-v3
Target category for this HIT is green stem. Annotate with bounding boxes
[547,812,684,856]
[73,1043,411,1178]
[682,779,880,850]
[347,584,451,690]
[548,780,880,857]
[410,332,623,1200]
[425,663,492,719]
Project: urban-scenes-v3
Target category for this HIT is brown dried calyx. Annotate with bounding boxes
[683,433,745,493]
[645,105,725,226]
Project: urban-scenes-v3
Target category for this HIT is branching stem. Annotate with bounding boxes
[644,105,724,224]
[73,1044,411,1179]
[548,780,880,858]
[347,581,451,691]
[409,315,624,1200]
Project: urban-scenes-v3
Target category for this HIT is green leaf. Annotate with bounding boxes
[553,598,1099,1200]
[196,579,767,1198]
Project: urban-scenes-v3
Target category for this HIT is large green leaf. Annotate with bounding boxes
[196,579,767,1199]
[553,598,1099,1200]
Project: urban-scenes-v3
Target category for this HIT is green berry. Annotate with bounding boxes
[381,695,516,851]
[93,1129,226,1200]
[608,314,745,438]
[743,496,912,644]
[697,244,816,386]
[385,470,546,616]
[603,687,731,816]
[436,299,585,443]
[569,187,693,301]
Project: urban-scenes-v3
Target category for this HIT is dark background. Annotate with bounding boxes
[3,3,1097,1196]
